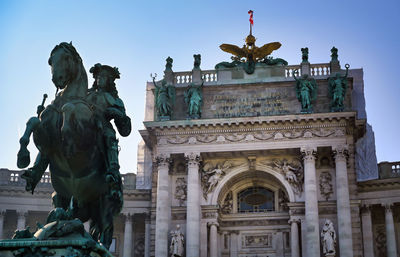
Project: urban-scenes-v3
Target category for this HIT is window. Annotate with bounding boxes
[237,187,274,213]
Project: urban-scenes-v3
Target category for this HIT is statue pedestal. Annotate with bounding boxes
[0,238,113,257]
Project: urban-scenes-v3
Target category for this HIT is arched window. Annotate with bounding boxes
[237,187,275,213]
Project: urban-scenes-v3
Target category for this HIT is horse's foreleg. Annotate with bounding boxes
[17,117,40,168]
[21,152,49,194]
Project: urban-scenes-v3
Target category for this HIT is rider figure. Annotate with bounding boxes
[87,63,131,187]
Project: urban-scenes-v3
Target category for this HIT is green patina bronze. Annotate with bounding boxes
[15,42,131,251]
[193,54,201,69]
[165,56,173,71]
[328,64,350,112]
[331,47,338,62]
[301,47,309,63]
[184,80,204,119]
[293,70,318,113]
[153,77,176,120]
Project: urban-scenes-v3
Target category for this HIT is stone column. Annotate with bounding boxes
[155,154,171,257]
[16,211,27,230]
[209,222,219,257]
[361,205,374,257]
[333,145,353,257]
[144,216,151,257]
[185,152,201,257]
[289,218,300,257]
[123,213,133,257]
[0,211,5,239]
[384,204,398,257]
[229,231,238,257]
[301,147,320,257]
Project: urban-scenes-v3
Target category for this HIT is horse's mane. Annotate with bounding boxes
[48,42,88,94]
[48,42,82,65]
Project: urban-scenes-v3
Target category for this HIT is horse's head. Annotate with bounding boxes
[48,42,83,90]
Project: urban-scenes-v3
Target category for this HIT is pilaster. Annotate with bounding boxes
[361,205,374,257]
[123,213,133,257]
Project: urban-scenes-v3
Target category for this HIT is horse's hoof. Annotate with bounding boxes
[17,148,30,168]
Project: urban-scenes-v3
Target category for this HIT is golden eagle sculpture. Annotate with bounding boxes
[215,10,287,74]
[220,35,281,63]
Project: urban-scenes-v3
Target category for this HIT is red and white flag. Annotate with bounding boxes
[248,10,254,25]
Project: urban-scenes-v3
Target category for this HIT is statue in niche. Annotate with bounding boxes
[175,177,187,206]
[321,219,336,256]
[328,64,349,112]
[301,47,309,63]
[165,56,173,71]
[152,74,176,120]
[221,191,233,214]
[293,69,317,113]
[184,80,203,119]
[273,159,303,195]
[319,172,333,201]
[193,54,201,69]
[330,47,338,62]
[170,225,184,257]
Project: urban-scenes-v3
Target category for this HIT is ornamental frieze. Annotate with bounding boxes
[219,219,288,227]
[157,127,346,146]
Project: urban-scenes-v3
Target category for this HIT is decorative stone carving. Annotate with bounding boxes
[174,177,187,206]
[242,234,273,248]
[301,147,317,162]
[321,219,336,256]
[374,225,386,257]
[278,189,289,211]
[154,154,171,168]
[201,160,244,199]
[221,191,233,214]
[157,128,345,146]
[202,212,217,219]
[273,159,304,195]
[355,123,379,181]
[185,152,201,167]
[319,172,333,201]
[170,225,184,257]
[134,236,145,257]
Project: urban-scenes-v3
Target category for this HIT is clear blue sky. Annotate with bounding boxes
[0,0,399,174]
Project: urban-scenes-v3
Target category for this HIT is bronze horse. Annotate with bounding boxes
[17,42,124,248]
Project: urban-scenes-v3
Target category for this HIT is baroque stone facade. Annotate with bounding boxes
[1,47,400,257]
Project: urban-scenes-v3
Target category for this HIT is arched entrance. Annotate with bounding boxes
[209,168,295,257]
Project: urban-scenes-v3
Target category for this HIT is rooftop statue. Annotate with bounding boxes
[301,47,309,63]
[193,54,201,69]
[331,47,338,62]
[16,42,130,249]
[184,79,204,119]
[152,74,176,120]
[293,69,318,113]
[328,64,349,112]
[216,11,287,74]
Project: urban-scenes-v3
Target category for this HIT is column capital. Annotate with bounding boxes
[300,147,317,161]
[383,203,393,213]
[124,212,133,222]
[332,144,349,161]
[361,204,371,215]
[288,218,301,225]
[185,152,201,167]
[208,222,219,228]
[16,210,28,218]
[154,153,172,168]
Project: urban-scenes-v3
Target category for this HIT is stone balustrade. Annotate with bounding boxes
[0,168,136,189]
[285,65,301,77]
[310,63,330,76]
[201,70,218,83]
[174,71,192,85]
[378,161,400,179]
